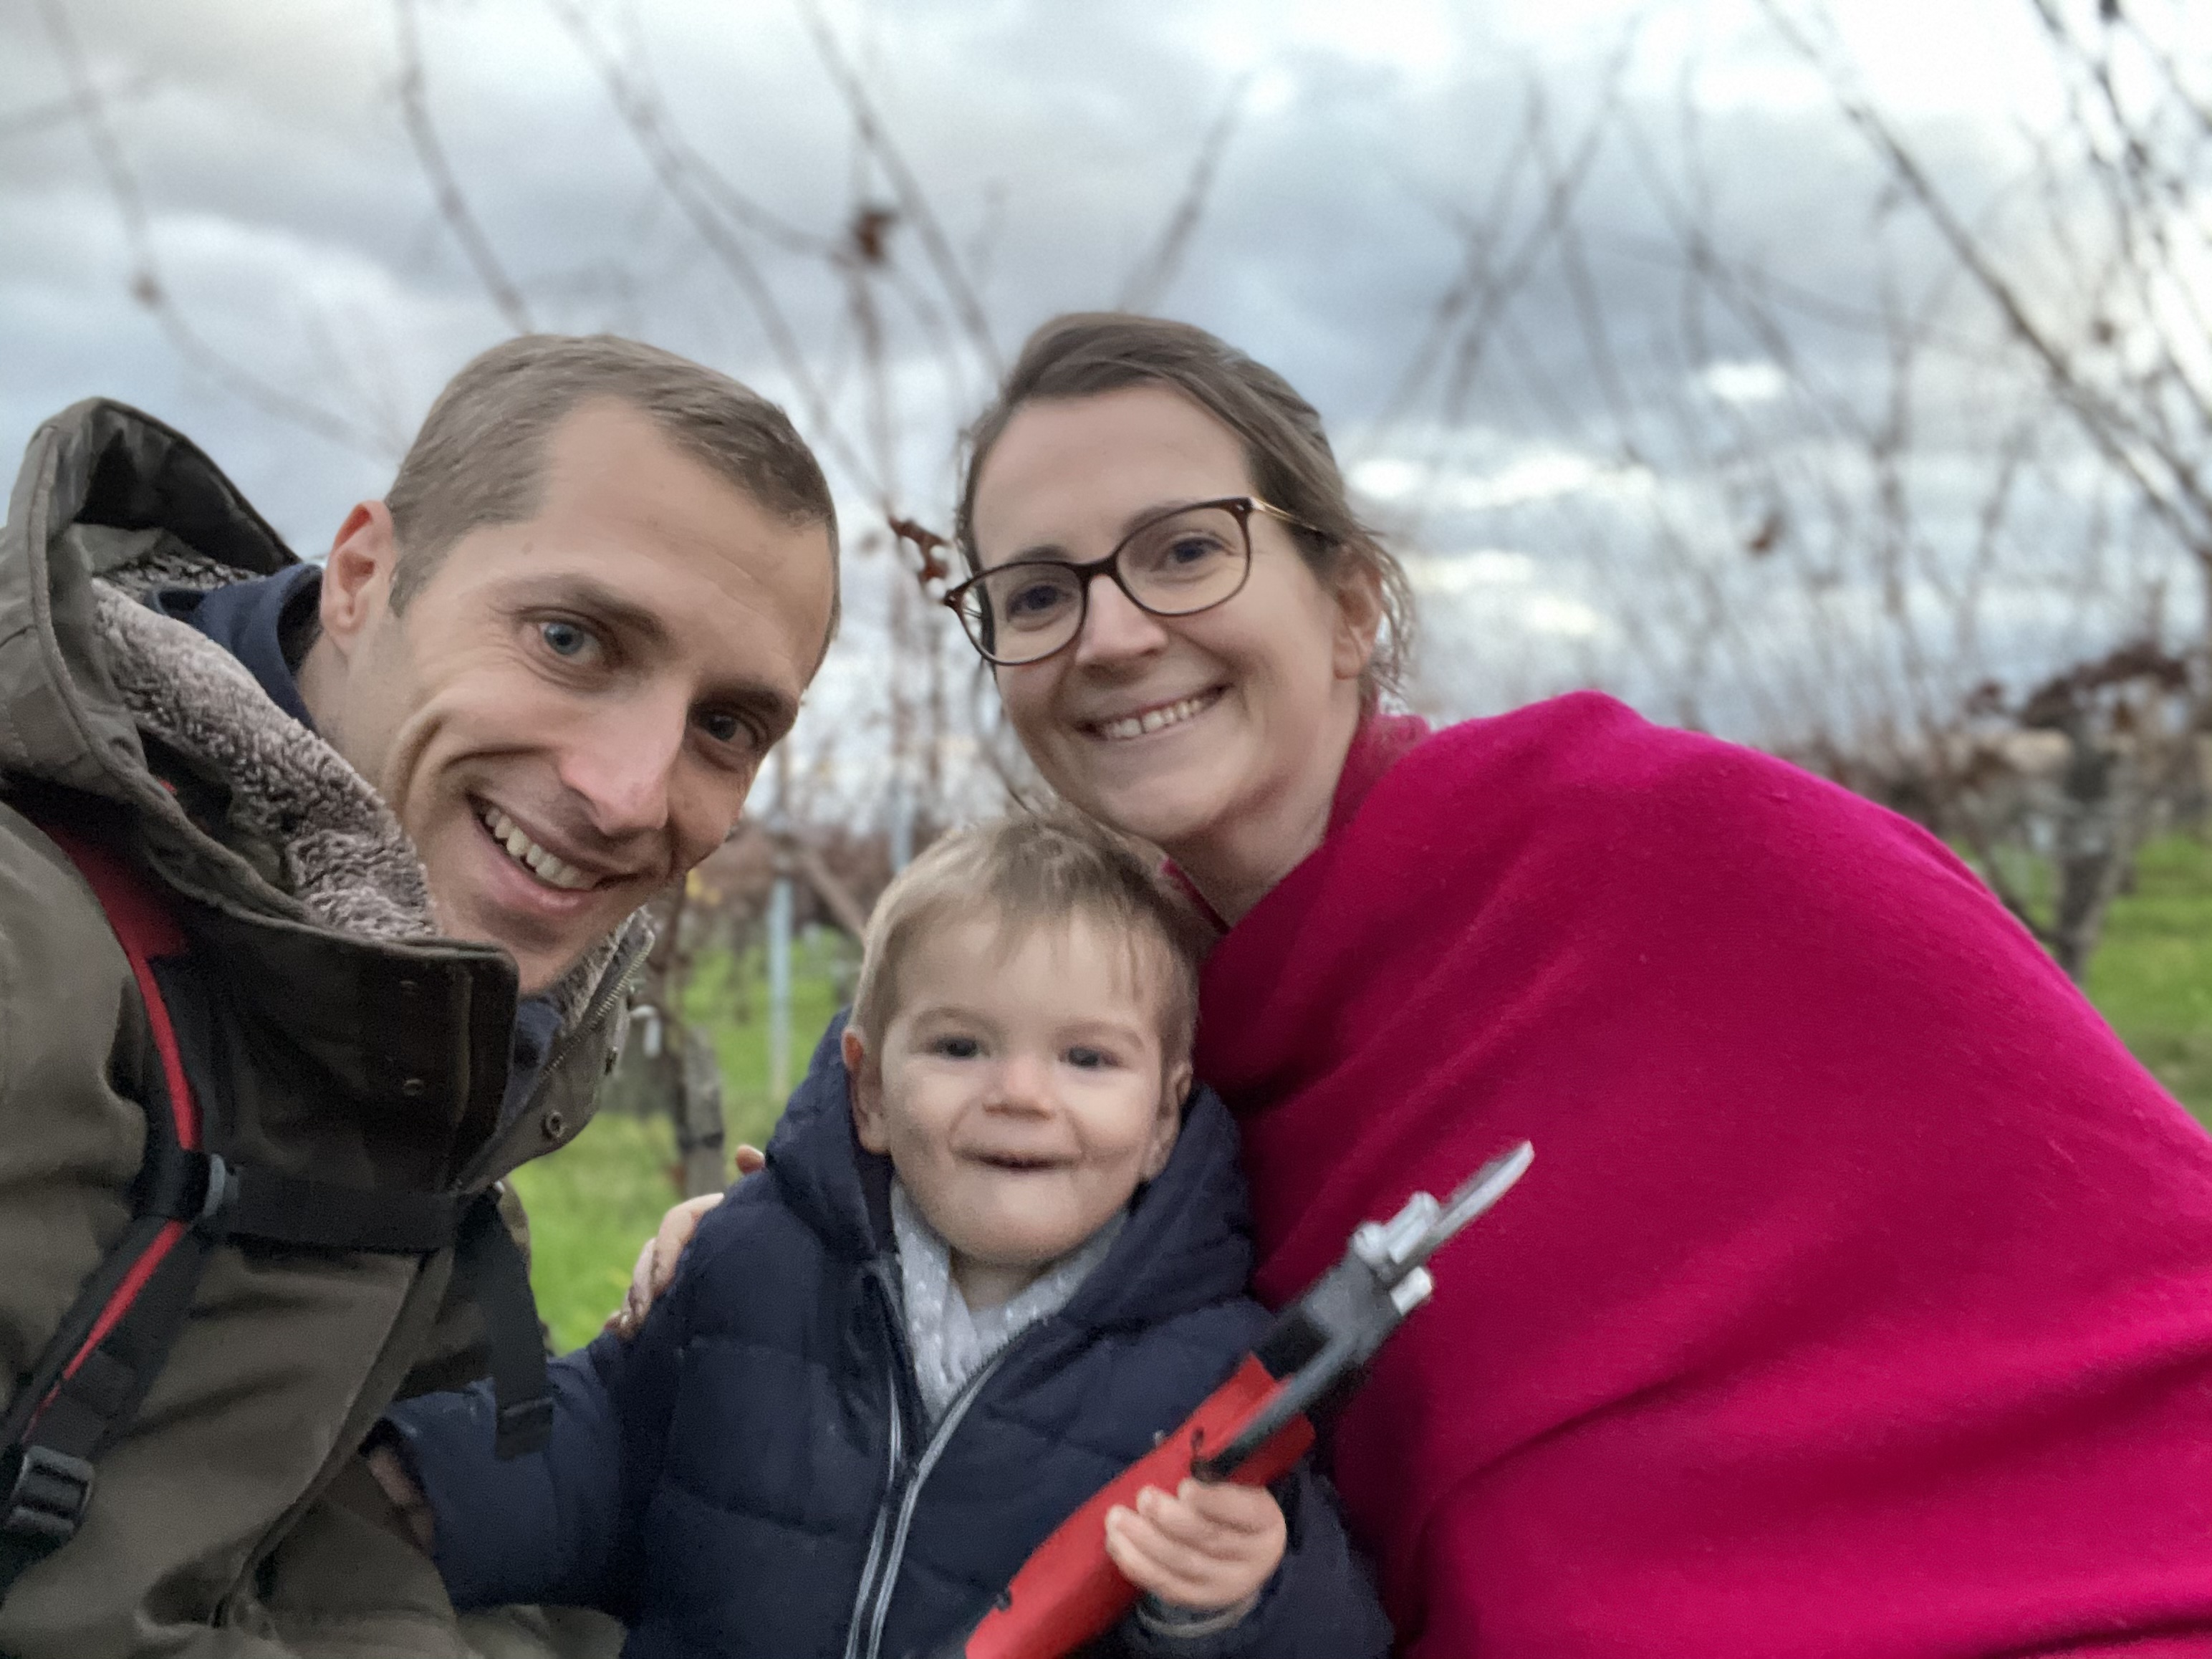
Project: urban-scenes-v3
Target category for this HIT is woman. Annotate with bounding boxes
[646,314,2212,1656]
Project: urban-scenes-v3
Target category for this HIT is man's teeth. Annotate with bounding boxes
[479,807,595,891]
[1097,691,1216,742]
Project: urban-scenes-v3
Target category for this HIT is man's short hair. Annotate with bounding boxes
[384,334,840,655]
[851,813,1214,1063]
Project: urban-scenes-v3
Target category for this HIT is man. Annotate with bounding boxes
[0,335,840,1658]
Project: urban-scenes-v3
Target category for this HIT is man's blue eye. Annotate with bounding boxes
[541,620,591,658]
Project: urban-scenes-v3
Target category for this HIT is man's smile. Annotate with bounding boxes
[473,802,613,894]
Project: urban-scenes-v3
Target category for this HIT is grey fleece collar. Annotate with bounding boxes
[890,1177,1125,1425]
[90,579,627,1030]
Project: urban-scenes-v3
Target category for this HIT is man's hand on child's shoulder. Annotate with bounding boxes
[1106,1477,1287,1630]
[603,1144,764,1339]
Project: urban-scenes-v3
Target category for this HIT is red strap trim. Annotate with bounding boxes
[37,822,200,1152]
[26,818,206,1409]
[59,1222,189,1387]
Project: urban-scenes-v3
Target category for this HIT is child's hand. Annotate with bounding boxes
[1103,1478,1286,1618]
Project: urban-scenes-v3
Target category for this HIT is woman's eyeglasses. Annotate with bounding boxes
[943,496,1307,667]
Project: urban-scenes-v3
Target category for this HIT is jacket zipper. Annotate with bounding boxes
[852,1343,1019,1659]
[853,1292,1044,1659]
[840,1341,907,1659]
[842,1265,913,1659]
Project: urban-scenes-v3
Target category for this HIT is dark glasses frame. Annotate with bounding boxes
[943,496,1312,666]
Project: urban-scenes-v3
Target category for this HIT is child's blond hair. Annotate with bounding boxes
[850,814,1213,1061]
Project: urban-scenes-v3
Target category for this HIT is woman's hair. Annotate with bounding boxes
[955,312,1415,702]
[850,812,1215,1062]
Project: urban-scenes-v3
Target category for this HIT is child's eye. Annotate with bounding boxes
[1064,1046,1115,1071]
[928,1034,981,1060]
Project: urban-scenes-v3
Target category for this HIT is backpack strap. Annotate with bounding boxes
[454,1196,556,1458]
[0,813,549,1607]
[0,819,216,1600]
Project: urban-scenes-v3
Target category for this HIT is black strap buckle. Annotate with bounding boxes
[494,1397,554,1460]
[1,1445,95,1548]
[194,1153,240,1239]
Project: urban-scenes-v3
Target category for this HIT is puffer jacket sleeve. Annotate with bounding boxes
[1112,1467,1394,1659]
[384,1267,688,1617]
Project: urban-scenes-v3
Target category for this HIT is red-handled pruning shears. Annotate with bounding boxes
[929,1140,1535,1659]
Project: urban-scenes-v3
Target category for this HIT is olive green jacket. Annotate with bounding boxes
[0,402,642,1658]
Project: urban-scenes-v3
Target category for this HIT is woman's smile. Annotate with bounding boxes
[1079,686,1225,743]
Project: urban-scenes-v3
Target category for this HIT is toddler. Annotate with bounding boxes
[379,814,1390,1659]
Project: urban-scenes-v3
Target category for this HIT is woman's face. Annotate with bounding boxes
[970,385,1377,913]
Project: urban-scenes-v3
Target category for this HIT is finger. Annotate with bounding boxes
[365,1446,436,1554]
[1102,1509,1161,1594]
[734,1144,766,1176]
[1105,1508,1232,1608]
[1134,1485,1264,1561]
[1174,1478,1281,1534]
[1115,1513,1221,1601]
[647,1194,721,1298]
[626,1236,660,1312]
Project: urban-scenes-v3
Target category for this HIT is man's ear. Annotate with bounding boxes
[319,501,400,660]
[844,1025,889,1153]
[1141,1058,1193,1181]
[1330,561,1385,683]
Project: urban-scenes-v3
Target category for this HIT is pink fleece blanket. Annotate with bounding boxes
[1194,693,2212,1658]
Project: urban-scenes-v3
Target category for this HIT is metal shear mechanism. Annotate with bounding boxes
[938,1141,1533,1659]
[1191,1141,1534,1482]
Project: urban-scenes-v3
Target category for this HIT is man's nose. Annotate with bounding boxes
[1071,572,1170,668]
[557,692,689,840]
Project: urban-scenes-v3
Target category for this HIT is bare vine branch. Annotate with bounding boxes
[794,0,1001,375]
[1119,75,1248,314]
[395,0,534,334]
[37,0,388,456]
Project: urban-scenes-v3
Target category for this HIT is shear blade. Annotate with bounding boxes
[1423,1140,1534,1261]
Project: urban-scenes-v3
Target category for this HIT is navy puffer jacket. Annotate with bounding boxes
[390,1019,1392,1659]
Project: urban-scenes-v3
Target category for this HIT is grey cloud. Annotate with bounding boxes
[0,0,2153,759]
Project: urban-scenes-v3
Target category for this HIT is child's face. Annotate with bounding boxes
[845,910,1191,1294]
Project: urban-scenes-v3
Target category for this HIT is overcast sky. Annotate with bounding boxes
[1,0,2179,802]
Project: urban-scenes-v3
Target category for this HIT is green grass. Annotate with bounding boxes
[2085,834,2212,1117]
[679,931,853,1153]
[509,1111,683,1349]
[514,844,2212,1348]
[512,933,853,1349]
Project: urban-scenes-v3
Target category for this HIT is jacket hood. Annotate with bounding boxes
[764,1013,1256,1329]
[0,401,289,809]
[0,400,640,1185]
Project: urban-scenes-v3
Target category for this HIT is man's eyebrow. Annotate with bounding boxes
[521,575,799,731]
[533,575,675,650]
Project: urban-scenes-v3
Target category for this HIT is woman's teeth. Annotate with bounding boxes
[1096,691,1218,742]
[480,807,595,891]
